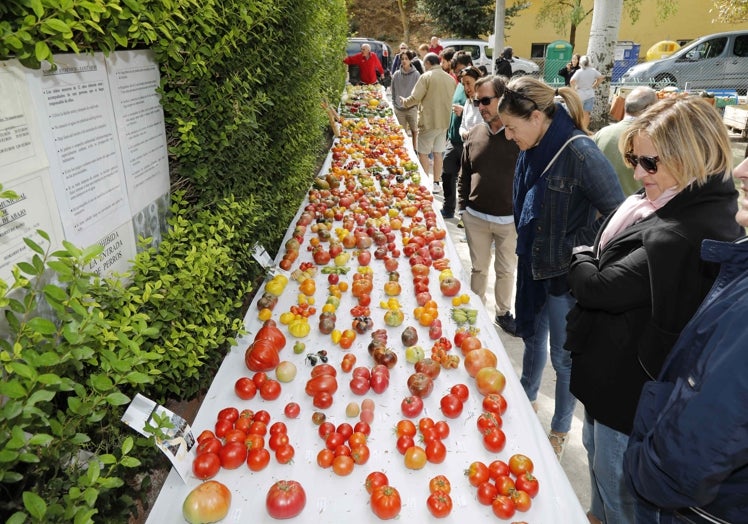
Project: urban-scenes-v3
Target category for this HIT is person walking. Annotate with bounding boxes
[391,51,421,151]
[566,95,742,524]
[428,36,443,55]
[593,86,658,196]
[458,75,520,334]
[441,56,478,219]
[558,54,581,86]
[344,43,384,85]
[399,53,456,194]
[623,156,748,524]
[570,55,603,129]
[497,77,624,461]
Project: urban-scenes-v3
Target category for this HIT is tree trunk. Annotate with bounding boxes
[396,0,410,43]
[569,24,577,49]
[586,0,623,130]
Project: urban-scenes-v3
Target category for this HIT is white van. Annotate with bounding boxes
[620,31,748,93]
[440,39,539,77]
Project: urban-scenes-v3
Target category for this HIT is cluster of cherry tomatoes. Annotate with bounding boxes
[192,407,295,480]
[465,454,540,519]
[315,418,372,476]
[394,417,451,469]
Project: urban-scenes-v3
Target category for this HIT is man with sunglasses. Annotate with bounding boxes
[458,75,520,335]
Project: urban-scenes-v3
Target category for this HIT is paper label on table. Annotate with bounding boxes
[121,393,195,482]
[252,243,274,269]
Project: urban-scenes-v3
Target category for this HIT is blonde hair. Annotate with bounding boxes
[620,95,733,187]
[498,76,589,134]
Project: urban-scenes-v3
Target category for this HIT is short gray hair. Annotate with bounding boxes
[579,55,590,68]
[423,52,441,66]
[624,86,658,117]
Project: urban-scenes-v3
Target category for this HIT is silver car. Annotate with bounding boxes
[439,39,540,77]
[620,30,748,93]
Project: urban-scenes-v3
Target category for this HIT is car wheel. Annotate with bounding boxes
[652,73,676,89]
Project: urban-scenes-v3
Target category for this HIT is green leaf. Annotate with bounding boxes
[121,436,134,455]
[90,374,113,392]
[23,491,46,520]
[23,237,45,255]
[43,18,71,34]
[0,380,27,399]
[16,262,38,275]
[27,433,54,446]
[34,41,51,62]
[0,449,20,463]
[30,0,44,18]
[105,392,130,406]
[120,456,141,467]
[27,389,55,406]
[43,284,68,302]
[27,316,57,335]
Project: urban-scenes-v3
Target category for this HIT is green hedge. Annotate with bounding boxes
[0,0,348,521]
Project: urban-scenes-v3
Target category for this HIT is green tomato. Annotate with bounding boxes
[293,342,306,354]
[405,345,425,364]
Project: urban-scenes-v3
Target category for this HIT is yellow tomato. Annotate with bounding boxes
[331,329,342,344]
[258,308,273,321]
[279,311,295,325]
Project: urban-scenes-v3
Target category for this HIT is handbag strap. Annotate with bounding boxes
[541,134,590,176]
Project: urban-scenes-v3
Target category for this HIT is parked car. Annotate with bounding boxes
[620,30,748,93]
[439,39,539,77]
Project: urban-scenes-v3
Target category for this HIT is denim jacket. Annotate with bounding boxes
[531,135,624,279]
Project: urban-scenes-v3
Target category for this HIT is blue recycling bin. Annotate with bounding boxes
[612,41,640,82]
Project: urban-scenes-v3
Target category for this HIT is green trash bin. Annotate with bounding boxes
[544,40,573,86]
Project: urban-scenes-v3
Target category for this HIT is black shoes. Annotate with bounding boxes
[496,312,518,337]
[440,210,454,219]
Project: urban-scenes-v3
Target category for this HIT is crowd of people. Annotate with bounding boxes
[345,37,748,524]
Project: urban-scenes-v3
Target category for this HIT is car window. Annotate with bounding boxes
[734,35,748,58]
[458,45,481,61]
[685,37,727,60]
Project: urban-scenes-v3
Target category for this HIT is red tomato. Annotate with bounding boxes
[508,454,534,476]
[336,423,354,441]
[284,402,300,419]
[196,429,216,444]
[333,444,351,457]
[245,434,264,451]
[354,421,371,436]
[234,377,257,400]
[425,439,447,464]
[477,412,501,432]
[317,448,334,468]
[196,437,222,456]
[439,393,463,418]
[371,485,402,520]
[434,420,450,440]
[492,494,516,519]
[269,421,287,435]
[217,407,239,423]
[449,383,469,402]
[252,372,268,388]
[348,431,367,448]
[488,460,511,480]
[332,454,354,476]
[395,419,417,438]
[268,432,290,452]
[219,441,247,469]
[223,428,247,443]
[266,480,306,519]
[396,434,415,455]
[234,416,252,434]
[351,444,370,465]
[248,420,267,436]
[466,461,489,487]
[428,475,451,494]
[426,490,453,518]
[515,472,540,498]
[341,353,357,373]
[511,489,532,512]
[401,395,424,418]
[253,409,271,424]
[476,480,499,505]
[318,421,336,440]
[483,427,506,453]
[482,393,508,416]
[192,452,220,480]
[275,443,295,464]
[214,418,233,439]
[247,447,270,471]
[365,471,389,495]
[260,379,282,400]
[325,432,345,451]
[495,475,516,496]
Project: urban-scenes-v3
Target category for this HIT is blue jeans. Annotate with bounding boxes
[520,291,576,433]
[583,413,639,524]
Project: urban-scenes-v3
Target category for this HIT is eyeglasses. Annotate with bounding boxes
[624,153,660,174]
[473,96,498,107]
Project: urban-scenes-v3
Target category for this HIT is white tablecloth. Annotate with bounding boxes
[146,112,587,523]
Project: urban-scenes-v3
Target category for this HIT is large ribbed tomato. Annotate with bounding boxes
[370,485,401,520]
[266,480,306,519]
[245,338,280,372]
[255,319,286,351]
[182,481,231,524]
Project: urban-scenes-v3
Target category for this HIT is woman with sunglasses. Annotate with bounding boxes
[497,77,624,469]
[565,96,741,523]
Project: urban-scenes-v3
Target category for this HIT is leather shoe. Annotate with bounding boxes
[495,312,518,337]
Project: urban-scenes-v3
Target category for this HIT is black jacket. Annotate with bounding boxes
[565,173,741,434]
[494,57,512,78]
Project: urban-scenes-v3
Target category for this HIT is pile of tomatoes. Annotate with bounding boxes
[465,454,540,519]
[314,419,371,476]
[393,417,450,469]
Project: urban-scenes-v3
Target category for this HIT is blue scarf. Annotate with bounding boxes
[513,105,581,338]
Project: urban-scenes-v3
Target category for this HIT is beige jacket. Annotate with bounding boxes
[402,67,456,131]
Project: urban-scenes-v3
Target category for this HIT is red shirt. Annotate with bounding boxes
[429,45,444,55]
[344,52,384,85]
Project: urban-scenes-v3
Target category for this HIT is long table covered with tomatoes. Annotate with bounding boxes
[147,85,587,523]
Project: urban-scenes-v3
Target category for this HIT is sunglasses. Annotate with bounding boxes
[624,153,660,174]
[500,88,539,112]
[473,96,498,107]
